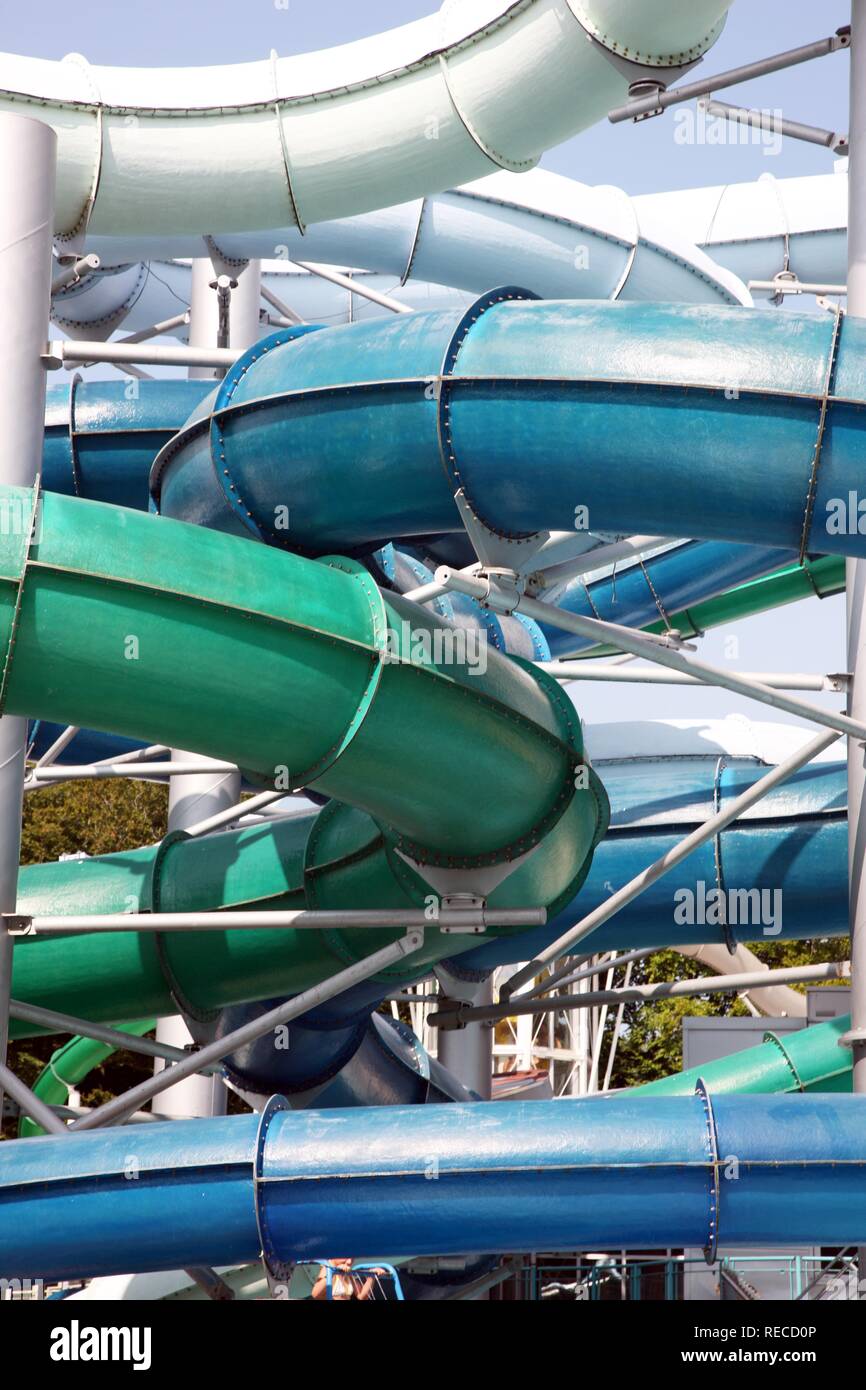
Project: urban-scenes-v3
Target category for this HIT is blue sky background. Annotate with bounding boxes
[8,1,853,735]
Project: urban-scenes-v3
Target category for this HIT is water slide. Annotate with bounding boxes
[3,0,866,1281]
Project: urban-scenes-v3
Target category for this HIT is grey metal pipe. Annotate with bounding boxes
[609,31,850,123]
[542,662,848,693]
[69,931,424,1130]
[8,999,221,1073]
[0,1061,68,1136]
[43,339,237,370]
[704,99,848,154]
[0,112,56,1124]
[293,260,413,314]
[434,961,851,1029]
[12,905,546,936]
[436,568,866,742]
[500,727,840,999]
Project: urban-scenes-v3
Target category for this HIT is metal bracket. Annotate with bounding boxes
[1,914,34,937]
[452,487,550,573]
[395,841,543,907]
[583,32,702,107]
[839,1027,866,1049]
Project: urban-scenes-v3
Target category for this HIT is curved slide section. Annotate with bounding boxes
[10,733,847,1036]
[2,1094,864,1280]
[17,1021,155,1138]
[2,479,606,1032]
[153,301,866,559]
[56,167,750,337]
[636,1014,853,1098]
[0,1,730,239]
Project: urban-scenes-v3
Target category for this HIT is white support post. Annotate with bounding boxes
[154,251,263,1117]
[0,113,56,1125]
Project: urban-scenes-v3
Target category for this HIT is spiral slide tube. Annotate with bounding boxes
[17,1021,155,1138]
[0,478,606,1034]
[9,741,846,1038]
[52,166,750,341]
[0,1,730,240]
[2,1093,865,1281]
[152,299,866,559]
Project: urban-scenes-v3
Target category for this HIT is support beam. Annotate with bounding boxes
[499,727,840,1000]
[43,339,237,371]
[293,260,412,314]
[0,112,56,1125]
[69,931,425,1130]
[703,99,848,155]
[8,905,545,937]
[436,567,866,742]
[543,662,849,693]
[8,999,220,1072]
[432,961,851,1030]
[608,30,850,124]
[0,1061,68,1136]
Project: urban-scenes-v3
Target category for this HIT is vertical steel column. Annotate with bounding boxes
[436,970,494,1100]
[846,0,866,1289]
[154,254,262,1116]
[0,113,55,1125]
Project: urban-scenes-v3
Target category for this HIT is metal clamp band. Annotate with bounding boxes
[253,1095,295,1285]
[437,286,541,544]
[799,305,844,563]
[762,1030,806,1092]
[437,53,538,174]
[695,1078,721,1265]
[56,54,105,249]
[271,49,306,235]
[711,755,738,957]
[402,198,427,286]
[207,326,317,544]
[68,373,83,497]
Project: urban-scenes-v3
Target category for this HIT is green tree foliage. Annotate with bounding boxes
[20,778,168,865]
[3,780,169,1139]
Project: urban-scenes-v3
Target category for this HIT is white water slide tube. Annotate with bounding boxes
[0,1,730,240]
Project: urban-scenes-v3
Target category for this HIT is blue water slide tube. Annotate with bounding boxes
[2,1093,864,1281]
[150,301,866,561]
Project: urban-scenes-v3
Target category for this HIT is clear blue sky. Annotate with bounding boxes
[8,0,853,734]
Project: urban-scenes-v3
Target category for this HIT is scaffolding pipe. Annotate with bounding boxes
[0,112,55,1124]
[500,727,840,1000]
[542,662,847,692]
[436,568,866,742]
[433,961,851,1029]
[68,931,424,1130]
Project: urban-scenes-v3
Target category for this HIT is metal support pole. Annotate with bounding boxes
[500,727,840,1000]
[153,254,264,1116]
[608,30,850,124]
[703,99,848,155]
[436,568,866,742]
[9,999,220,1071]
[69,931,424,1130]
[846,0,866,1290]
[0,112,56,1126]
[293,260,413,314]
[432,961,851,1029]
[0,1061,69,1136]
[435,967,494,1099]
[542,662,848,693]
[43,339,237,371]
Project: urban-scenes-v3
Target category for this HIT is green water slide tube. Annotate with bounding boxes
[580,555,844,659]
[3,482,607,1035]
[634,1013,853,1098]
[18,1020,155,1137]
